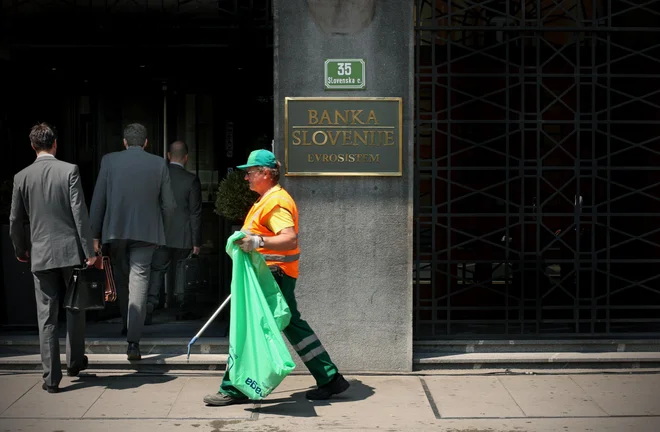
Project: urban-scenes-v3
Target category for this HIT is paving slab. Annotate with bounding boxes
[82,374,186,418]
[168,377,254,419]
[254,375,436,430]
[499,375,609,417]
[1,375,108,419]
[572,374,660,416]
[0,374,40,415]
[424,375,526,418]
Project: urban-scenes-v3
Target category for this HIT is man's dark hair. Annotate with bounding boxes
[29,123,57,151]
[169,141,188,160]
[123,123,147,147]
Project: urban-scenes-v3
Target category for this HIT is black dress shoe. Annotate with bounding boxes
[42,383,59,394]
[67,355,89,377]
[127,342,141,360]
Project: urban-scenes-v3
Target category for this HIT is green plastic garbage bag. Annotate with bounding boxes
[224,231,296,400]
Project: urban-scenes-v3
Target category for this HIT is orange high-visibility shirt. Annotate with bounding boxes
[242,185,300,278]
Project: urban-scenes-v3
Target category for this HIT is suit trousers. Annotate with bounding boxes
[147,246,189,309]
[109,240,156,343]
[32,267,86,387]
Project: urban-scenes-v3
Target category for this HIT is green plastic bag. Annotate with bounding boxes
[225,231,296,400]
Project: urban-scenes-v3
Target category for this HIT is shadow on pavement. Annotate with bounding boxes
[246,378,375,418]
[58,371,177,393]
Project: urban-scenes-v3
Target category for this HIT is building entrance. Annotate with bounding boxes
[0,1,274,337]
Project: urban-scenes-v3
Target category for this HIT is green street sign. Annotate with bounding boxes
[324,59,366,90]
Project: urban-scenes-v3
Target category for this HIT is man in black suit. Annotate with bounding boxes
[10,123,97,393]
[90,123,176,360]
[146,140,202,323]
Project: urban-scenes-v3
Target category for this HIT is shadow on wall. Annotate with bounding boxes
[307,0,376,34]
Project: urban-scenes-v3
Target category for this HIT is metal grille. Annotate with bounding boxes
[414,0,660,339]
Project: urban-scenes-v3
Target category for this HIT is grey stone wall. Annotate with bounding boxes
[273,0,414,372]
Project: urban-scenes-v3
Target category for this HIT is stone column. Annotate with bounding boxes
[273,0,414,372]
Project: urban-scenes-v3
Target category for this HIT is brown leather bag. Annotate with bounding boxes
[94,255,117,302]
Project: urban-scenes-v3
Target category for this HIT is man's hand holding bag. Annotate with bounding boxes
[64,253,117,311]
[64,259,107,311]
[94,254,117,303]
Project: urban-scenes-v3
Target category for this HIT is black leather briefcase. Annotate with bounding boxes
[174,254,209,299]
[64,265,107,311]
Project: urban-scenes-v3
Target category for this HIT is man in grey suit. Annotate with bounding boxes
[90,123,176,360]
[146,141,202,324]
[10,123,97,393]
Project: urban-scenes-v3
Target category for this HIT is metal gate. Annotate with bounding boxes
[414,0,660,339]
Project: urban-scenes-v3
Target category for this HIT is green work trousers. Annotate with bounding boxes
[219,271,338,398]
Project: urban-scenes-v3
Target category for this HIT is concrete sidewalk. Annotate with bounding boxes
[0,370,659,431]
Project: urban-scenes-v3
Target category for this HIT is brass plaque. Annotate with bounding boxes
[284,97,403,176]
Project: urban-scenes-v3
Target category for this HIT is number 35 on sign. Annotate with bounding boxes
[324,59,366,90]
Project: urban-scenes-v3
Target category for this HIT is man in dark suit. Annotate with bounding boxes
[90,123,176,360]
[146,141,202,324]
[10,123,97,393]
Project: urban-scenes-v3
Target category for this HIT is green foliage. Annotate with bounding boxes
[214,169,258,222]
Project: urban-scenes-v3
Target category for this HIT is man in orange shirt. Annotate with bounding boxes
[204,150,349,406]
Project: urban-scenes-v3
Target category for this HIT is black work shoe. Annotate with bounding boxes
[127,342,141,360]
[203,392,249,406]
[67,355,89,377]
[305,373,350,400]
[42,383,59,394]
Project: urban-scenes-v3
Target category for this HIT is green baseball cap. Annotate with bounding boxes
[237,149,277,169]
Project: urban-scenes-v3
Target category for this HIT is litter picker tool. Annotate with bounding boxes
[186,294,231,361]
